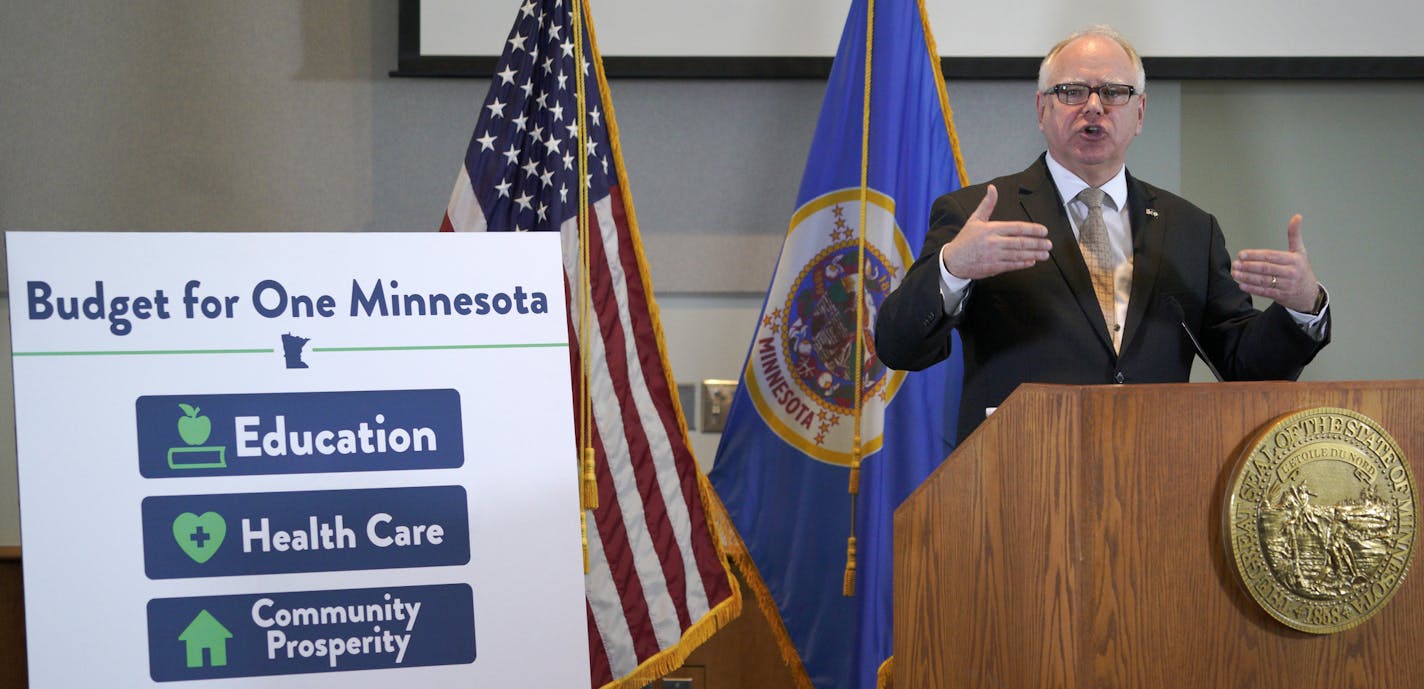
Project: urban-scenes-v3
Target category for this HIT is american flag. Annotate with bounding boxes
[440,1,739,687]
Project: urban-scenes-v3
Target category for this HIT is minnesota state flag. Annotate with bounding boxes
[708,1,968,687]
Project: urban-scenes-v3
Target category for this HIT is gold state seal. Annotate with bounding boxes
[1225,407,1417,633]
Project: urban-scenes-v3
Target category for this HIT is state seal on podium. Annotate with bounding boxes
[1225,407,1417,633]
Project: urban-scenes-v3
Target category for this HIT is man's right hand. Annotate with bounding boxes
[940,184,1052,280]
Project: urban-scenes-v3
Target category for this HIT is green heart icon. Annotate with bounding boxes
[173,512,227,564]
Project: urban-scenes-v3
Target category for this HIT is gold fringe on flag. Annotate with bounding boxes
[704,487,816,689]
[918,0,971,188]
[599,473,747,689]
[877,655,895,689]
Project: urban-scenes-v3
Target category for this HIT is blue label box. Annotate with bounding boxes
[147,584,476,681]
[136,389,465,477]
[143,486,471,579]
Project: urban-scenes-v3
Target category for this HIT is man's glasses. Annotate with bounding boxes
[1044,83,1138,106]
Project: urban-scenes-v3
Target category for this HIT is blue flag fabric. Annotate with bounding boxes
[709,1,966,688]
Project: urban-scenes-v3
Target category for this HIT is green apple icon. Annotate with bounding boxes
[177,404,212,447]
[167,403,225,470]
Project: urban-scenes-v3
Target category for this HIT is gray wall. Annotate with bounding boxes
[1181,81,1424,383]
[1,2,1420,545]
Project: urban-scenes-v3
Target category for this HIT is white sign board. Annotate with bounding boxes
[8,232,591,687]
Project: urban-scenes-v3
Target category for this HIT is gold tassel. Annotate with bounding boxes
[582,447,599,510]
[842,535,858,596]
[580,507,590,574]
[848,434,862,495]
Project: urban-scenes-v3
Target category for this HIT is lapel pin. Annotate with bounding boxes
[1145,208,1159,217]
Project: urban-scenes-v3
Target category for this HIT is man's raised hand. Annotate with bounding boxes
[1232,214,1321,314]
[939,184,1052,280]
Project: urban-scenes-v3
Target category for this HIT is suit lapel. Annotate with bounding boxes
[1017,157,1116,354]
[1119,173,1164,354]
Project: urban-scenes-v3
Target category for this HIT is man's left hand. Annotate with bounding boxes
[1232,214,1321,314]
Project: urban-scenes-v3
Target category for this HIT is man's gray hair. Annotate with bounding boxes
[1037,25,1146,93]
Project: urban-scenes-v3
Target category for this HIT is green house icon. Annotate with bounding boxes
[179,609,232,668]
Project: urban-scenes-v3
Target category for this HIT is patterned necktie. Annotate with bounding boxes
[1075,187,1117,346]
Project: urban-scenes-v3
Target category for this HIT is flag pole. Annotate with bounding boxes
[844,0,876,598]
[572,0,598,574]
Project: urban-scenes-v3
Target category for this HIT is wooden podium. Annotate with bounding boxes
[892,381,1424,689]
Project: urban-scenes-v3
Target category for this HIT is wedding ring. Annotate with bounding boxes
[1271,276,1278,287]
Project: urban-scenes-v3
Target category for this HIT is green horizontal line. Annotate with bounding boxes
[313,342,568,352]
[13,348,274,357]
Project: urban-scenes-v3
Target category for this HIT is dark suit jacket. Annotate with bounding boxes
[875,155,1329,442]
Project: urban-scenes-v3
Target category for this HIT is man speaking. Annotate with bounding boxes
[874,25,1331,442]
